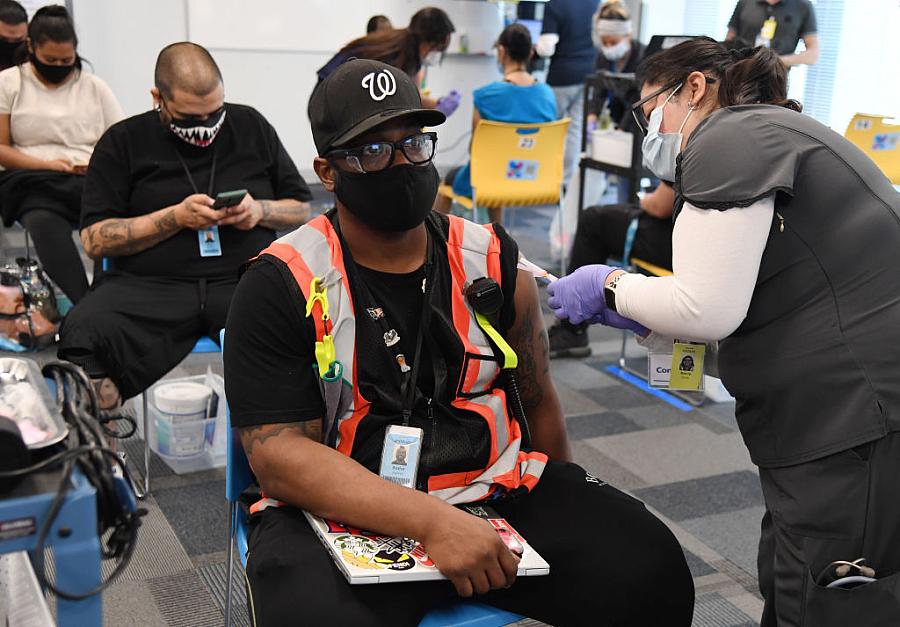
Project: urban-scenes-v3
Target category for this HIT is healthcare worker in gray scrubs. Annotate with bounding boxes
[547,37,900,627]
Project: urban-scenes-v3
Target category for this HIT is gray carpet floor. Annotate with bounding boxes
[1,190,763,626]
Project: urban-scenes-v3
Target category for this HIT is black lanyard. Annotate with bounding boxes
[175,146,218,196]
[335,217,434,425]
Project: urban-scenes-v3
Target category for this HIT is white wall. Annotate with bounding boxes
[72,0,505,178]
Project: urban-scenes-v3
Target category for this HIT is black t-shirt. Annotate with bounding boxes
[224,218,519,430]
[727,0,816,56]
[81,104,312,279]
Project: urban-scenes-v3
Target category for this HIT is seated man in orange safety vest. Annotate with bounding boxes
[223,59,694,627]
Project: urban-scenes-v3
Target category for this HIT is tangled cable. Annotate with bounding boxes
[0,361,146,600]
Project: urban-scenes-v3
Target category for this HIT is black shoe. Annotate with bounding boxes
[548,321,591,359]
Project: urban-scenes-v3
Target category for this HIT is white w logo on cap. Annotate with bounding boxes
[361,69,397,101]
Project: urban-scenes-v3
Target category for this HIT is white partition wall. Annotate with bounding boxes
[73,0,505,177]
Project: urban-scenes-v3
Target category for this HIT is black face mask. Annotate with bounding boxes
[334,163,439,232]
[30,53,77,84]
[0,40,22,68]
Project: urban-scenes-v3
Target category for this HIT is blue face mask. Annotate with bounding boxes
[641,84,694,181]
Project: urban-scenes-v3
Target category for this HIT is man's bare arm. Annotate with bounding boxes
[507,270,571,461]
[240,420,453,537]
[239,419,520,597]
[80,193,221,258]
[80,206,181,258]
[257,199,310,230]
[781,34,819,67]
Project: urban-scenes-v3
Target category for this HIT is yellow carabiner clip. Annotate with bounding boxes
[305,277,330,321]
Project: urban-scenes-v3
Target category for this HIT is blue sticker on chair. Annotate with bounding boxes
[506,160,539,180]
[872,133,899,151]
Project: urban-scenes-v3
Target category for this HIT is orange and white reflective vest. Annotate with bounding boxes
[250,212,546,512]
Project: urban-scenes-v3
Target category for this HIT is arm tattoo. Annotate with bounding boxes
[89,207,180,257]
[240,420,323,457]
[511,305,549,410]
[257,199,309,229]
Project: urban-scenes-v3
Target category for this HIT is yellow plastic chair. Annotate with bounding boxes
[844,113,900,185]
[439,118,570,275]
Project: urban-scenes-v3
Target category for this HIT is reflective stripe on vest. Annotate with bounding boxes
[255,214,546,508]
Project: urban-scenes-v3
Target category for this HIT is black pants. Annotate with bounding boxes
[246,462,695,627]
[20,209,88,303]
[569,204,673,274]
[757,431,900,627]
[57,273,235,399]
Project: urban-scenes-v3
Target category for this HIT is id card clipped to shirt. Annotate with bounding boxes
[198,226,222,257]
[648,341,705,391]
[379,425,423,489]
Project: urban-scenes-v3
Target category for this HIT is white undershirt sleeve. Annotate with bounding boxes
[615,197,775,341]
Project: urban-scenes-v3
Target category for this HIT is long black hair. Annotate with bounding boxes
[636,36,801,112]
[14,4,79,65]
[340,7,454,77]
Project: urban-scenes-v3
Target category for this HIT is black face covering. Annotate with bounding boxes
[0,40,22,69]
[334,163,439,232]
[30,53,77,84]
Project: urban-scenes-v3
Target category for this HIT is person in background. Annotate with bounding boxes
[366,14,392,35]
[58,42,311,410]
[318,7,461,116]
[586,0,645,130]
[548,37,900,625]
[548,181,674,359]
[535,0,600,187]
[586,0,646,204]
[0,5,123,304]
[225,58,694,626]
[434,23,556,222]
[727,0,818,67]
[0,0,26,72]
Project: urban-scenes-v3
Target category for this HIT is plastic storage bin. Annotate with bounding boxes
[139,373,227,474]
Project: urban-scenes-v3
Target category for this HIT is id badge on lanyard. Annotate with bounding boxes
[175,147,223,258]
[336,218,434,489]
[648,341,705,391]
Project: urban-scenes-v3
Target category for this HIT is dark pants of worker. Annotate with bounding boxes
[757,431,900,627]
[245,462,695,627]
[57,272,235,399]
[19,209,89,304]
[568,204,672,274]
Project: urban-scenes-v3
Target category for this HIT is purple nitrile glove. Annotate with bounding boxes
[546,264,615,325]
[547,264,651,336]
[592,307,650,337]
[436,90,462,117]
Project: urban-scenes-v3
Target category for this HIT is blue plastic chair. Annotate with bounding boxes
[221,337,523,626]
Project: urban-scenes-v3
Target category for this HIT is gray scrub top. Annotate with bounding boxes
[676,105,900,467]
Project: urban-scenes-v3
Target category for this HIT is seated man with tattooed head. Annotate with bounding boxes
[58,42,311,409]
[223,59,693,626]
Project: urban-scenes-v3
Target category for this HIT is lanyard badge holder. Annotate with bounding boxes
[175,147,224,258]
[648,340,705,392]
[332,219,435,490]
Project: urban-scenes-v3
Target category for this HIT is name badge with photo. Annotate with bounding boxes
[198,226,222,257]
[379,425,423,489]
[648,342,706,391]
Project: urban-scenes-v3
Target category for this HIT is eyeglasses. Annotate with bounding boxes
[326,132,438,173]
[630,76,717,135]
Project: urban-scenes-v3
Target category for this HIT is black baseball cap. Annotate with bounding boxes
[309,59,446,155]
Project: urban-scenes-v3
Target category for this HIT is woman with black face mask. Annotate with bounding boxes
[0,5,123,307]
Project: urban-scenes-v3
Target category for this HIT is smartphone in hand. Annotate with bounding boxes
[212,189,248,210]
